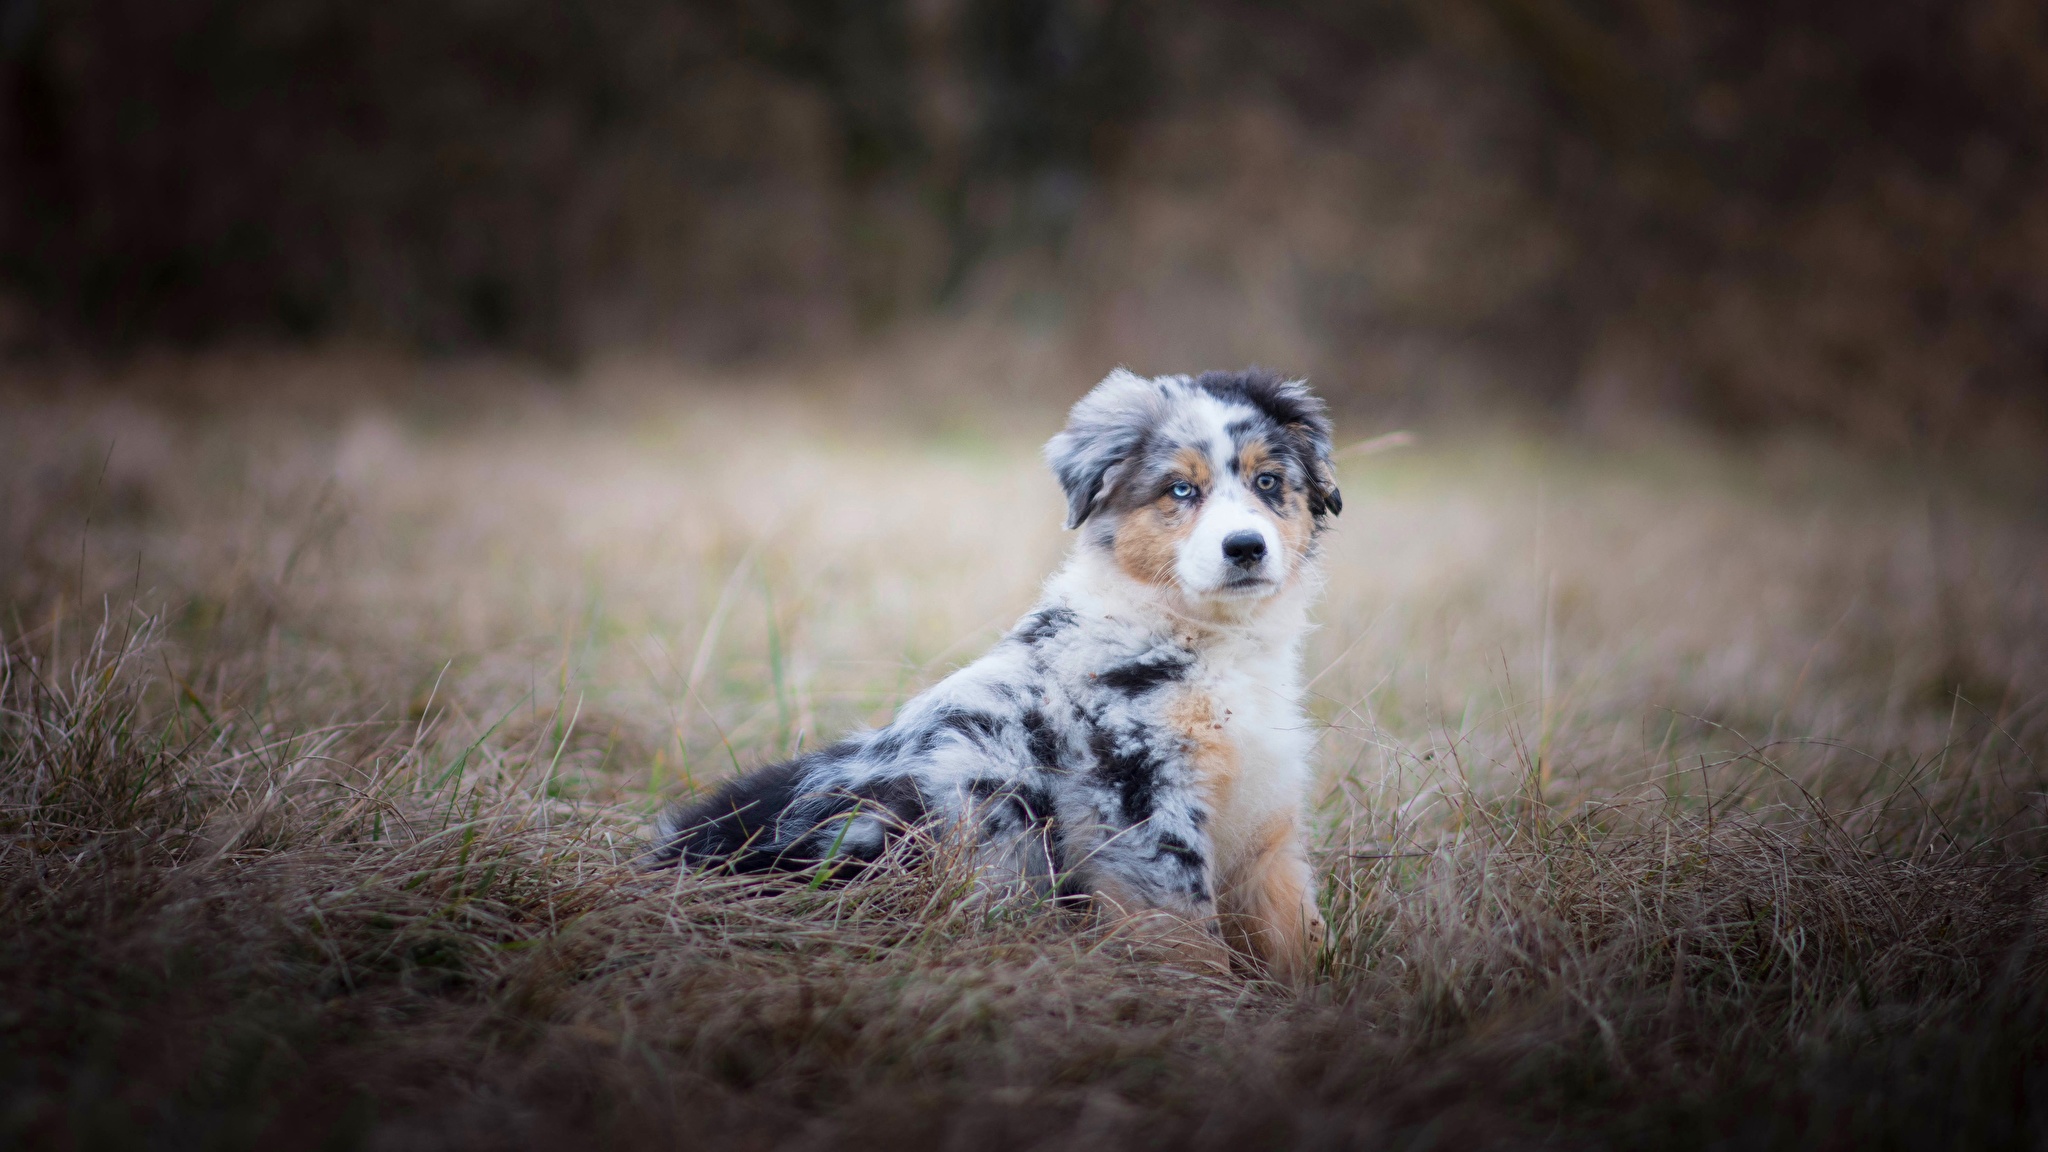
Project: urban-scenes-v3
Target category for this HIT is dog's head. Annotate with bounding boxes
[1045,368,1340,604]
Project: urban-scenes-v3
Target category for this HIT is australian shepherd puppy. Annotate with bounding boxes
[650,368,1341,982]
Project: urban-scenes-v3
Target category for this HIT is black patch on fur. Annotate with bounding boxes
[1088,724,1161,824]
[1016,781,1056,824]
[1012,606,1077,646]
[848,774,928,828]
[970,775,1050,836]
[651,753,818,872]
[1196,369,1325,436]
[866,727,909,761]
[799,774,930,875]
[1155,831,1204,872]
[1155,830,1211,902]
[929,707,1005,747]
[882,707,1002,759]
[1012,778,1066,886]
[1096,649,1193,697]
[1021,707,1064,769]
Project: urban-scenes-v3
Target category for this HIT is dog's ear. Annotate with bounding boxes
[1268,377,1340,520]
[1044,368,1168,529]
[1300,409,1341,521]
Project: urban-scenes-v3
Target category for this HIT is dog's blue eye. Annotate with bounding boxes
[1255,472,1279,492]
[1169,481,1196,500]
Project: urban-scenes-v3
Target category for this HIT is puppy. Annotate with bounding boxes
[650,368,1340,982]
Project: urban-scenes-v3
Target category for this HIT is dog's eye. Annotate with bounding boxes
[1169,481,1197,500]
[1255,472,1280,492]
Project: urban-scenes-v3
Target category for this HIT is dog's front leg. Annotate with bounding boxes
[1218,814,1324,985]
[1069,813,1231,975]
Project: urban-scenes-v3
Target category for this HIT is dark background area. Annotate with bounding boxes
[3,0,2047,445]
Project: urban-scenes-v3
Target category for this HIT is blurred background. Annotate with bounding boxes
[3,11,2047,1143]
[3,0,2047,451]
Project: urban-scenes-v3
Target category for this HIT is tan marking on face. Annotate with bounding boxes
[1111,446,1210,587]
[1236,439,1278,481]
[1273,487,1313,563]
[1236,437,1313,573]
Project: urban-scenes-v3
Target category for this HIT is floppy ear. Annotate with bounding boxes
[1299,412,1341,520]
[1268,376,1341,520]
[1043,369,1168,529]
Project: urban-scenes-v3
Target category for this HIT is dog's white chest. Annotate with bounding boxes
[1182,645,1313,860]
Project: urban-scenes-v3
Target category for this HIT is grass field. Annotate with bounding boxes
[3,357,2046,1149]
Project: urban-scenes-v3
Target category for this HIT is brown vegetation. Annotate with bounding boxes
[3,364,2044,1147]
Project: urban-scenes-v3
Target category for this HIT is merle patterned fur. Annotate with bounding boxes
[649,368,1340,963]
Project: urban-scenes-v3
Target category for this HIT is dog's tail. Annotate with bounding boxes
[646,745,929,872]
[647,757,812,871]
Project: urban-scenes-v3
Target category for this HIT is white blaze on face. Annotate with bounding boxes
[1173,400,1283,599]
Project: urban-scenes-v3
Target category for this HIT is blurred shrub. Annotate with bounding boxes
[1481,0,2048,442]
[0,0,1155,359]
[1,0,2044,443]
[0,0,914,356]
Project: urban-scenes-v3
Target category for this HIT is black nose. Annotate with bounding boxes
[1222,530,1267,566]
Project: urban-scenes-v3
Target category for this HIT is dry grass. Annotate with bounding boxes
[2,357,2046,1149]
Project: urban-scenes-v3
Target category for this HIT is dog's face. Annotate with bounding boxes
[1046,369,1341,605]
